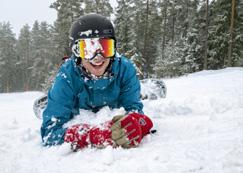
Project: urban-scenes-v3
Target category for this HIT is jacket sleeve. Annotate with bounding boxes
[118,60,144,114]
[41,65,76,146]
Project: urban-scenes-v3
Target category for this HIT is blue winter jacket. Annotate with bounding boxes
[41,54,143,146]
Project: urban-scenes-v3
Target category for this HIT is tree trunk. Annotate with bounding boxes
[161,0,168,59]
[203,0,209,70]
[143,0,149,78]
[95,0,100,13]
[226,0,236,67]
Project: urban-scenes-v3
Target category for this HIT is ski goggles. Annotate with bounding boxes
[78,38,115,61]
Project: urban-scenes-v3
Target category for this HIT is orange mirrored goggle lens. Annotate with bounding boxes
[79,38,115,60]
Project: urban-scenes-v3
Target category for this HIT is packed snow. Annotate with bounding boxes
[0,67,243,173]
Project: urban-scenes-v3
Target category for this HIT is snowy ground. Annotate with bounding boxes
[0,67,243,173]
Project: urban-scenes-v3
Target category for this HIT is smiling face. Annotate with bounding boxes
[81,55,111,77]
[78,37,115,77]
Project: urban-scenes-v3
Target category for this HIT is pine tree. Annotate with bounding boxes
[16,24,32,90]
[195,1,209,71]
[30,21,42,90]
[144,0,161,76]
[236,0,243,66]
[124,0,161,77]
[50,0,84,57]
[115,0,134,54]
[154,0,201,77]
[231,0,243,67]
[207,0,242,69]
[29,21,57,90]
[84,0,113,17]
[0,22,17,92]
[180,0,201,74]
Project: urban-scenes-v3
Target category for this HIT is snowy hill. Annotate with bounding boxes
[0,68,243,173]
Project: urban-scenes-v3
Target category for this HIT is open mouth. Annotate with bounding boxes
[90,61,105,68]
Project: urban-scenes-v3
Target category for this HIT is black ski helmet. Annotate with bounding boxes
[69,13,116,56]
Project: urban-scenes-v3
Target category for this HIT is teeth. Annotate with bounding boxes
[91,61,103,66]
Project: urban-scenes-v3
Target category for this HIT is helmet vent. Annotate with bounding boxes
[103,29,113,34]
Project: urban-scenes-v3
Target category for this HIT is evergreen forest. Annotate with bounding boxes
[0,0,242,92]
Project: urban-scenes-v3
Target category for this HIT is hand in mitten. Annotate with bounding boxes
[64,121,114,151]
[111,113,153,148]
[64,124,91,150]
[89,121,114,148]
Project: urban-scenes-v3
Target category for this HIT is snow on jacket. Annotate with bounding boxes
[41,54,143,146]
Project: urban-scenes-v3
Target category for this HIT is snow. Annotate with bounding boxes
[83,38,103,60]
[1,67,243,173]
[79,30,93,37]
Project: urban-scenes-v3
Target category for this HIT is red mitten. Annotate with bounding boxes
[64,121,114,151]
[127,113,153,136]
[89,121,114,147]
[111,113,153,148]
[64,124,91,150]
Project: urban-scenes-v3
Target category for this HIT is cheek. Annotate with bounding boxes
[82,61,92,69]
[103,60,110,68]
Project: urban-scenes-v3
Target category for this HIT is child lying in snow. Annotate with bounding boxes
[41,14,153,151]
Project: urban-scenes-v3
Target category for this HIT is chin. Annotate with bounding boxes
[90,65,106,76]
[82,58,110,77]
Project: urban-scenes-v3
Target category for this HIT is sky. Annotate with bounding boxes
[0,0,118,38]
[0,0,57,37]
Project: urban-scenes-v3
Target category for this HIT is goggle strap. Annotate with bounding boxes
[72,43,80,57]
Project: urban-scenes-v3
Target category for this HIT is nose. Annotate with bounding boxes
[91,54,105,64]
